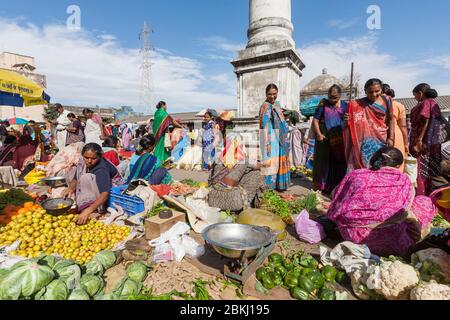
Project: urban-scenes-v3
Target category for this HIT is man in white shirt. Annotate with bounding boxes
[52,103,71,150]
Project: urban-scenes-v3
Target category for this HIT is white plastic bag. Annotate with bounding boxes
[295,210,326,244]
[153,243,175,263]
[405,155,418,185]
[149,222,204,262]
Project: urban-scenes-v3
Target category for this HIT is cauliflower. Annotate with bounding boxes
[410,282,450,300]
[374,260,419,300]
[411,248,450,284]
[350,269,383,300]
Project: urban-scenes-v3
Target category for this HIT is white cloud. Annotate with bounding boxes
[200,36,246,60]
[328,18,359,30]
[0,19,236,113]
[426,55,450,70]
[297,35,450,98]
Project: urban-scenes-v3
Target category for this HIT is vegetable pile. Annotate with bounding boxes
[147,202,169,218]
[259,191,320,223]
[259,191,292,223]
[0,205,130,264]
[0,189,33,214]
[180,179,204,188]
[255,252,345,300]
[0,251,117,300]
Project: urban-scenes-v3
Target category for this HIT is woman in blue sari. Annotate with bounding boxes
[127,135,172,185]
[259,84,291,191]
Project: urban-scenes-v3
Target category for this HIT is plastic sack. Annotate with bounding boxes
[405,155,418,185]
[152,243,175,263]
[149,222,205,262]
[295,210,326,244]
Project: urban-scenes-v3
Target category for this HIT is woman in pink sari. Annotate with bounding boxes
[327,147,437,257]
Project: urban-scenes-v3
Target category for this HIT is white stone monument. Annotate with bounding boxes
[231,0,305,118]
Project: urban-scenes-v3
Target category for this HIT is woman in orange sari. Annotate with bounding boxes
[382,84,409,172]
[344,79,396,170]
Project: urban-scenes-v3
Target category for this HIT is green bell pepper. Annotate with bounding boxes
[322,266,338,282]
[270,272,283,287]
[290,287,309,300]
[283,272,299,289]
[309,270,325,289]
[335,271,346,284]
[261,273,275,290]
[283,260,295,271]
[299,255,319,269]
[297,276,315,293]
[274,265,287,278]
[319,288,336,300]
[300,267,314,277]
[268,253,284,264]
[256,268,268,282]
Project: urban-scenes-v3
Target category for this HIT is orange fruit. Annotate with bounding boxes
[17,208,28,215]
[23,202,34,209]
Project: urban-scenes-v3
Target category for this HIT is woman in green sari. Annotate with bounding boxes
[152,101,183,162]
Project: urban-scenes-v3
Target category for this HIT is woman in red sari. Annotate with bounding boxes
[344,79,396,171]
[409,83,443,196]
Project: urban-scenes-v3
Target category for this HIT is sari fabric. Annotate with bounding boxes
[313,101,348,193]
[409,98,442,195]
[344,98,392,170]
[0,144,16,167]
[122,126,132,150]
[153,108,173,162]
[202,120,216,169]
[127,153,172,185]
[259,101,291,191]
[327,167,436,257]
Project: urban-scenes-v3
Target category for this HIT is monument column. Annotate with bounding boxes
[231,0,305,119]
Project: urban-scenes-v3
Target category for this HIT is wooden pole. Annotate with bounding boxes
[349,62,355,101]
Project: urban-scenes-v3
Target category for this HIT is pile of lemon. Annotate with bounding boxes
[0,204,131,264]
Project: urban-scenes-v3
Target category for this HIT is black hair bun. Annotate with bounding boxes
[425,88,438,99]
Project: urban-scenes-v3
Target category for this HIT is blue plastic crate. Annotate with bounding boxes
[109,185,145,216]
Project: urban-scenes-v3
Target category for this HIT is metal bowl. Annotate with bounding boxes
[41,176,67,188]
[202,223,277,259]
[41,198,74,216]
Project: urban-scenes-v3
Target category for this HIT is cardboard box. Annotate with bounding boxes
[145,210,187,240]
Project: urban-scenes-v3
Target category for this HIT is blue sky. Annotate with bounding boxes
[2,0,450,113]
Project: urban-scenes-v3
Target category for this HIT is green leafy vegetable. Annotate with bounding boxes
[0,189,33,213]
[193,279,211,300]
[259,191,291,221]
[289,192,319,215]
[148,203,168,218]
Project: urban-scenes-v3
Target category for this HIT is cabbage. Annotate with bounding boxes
[80,274,104,297]
[55,264,81,290]
[53,260,75,272]
[94,293,119,300]
[0,269,9,284]
[93,251,116,270]
[84,260,104,276]
[113,278,142,300]
[126,262,148,283]
[0,261,55,300]
[68,288,90,300]
[38,256,57,269]
[39,280,68,300]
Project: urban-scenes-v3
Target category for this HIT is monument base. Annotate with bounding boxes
[232,44,305,118]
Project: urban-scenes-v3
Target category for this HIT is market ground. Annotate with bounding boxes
[169,169,314,197]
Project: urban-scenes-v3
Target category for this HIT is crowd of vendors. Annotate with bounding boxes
[0,78,449,301]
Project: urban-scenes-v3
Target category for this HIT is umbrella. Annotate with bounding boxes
[196,108,219,117]
[8,117,29,125]
[0,69,51,107]
[218,110,235,121]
